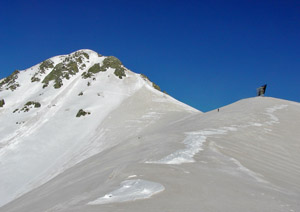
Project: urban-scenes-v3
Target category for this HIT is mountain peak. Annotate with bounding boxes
[0,50,199,208]
[0,49,160,92]
[1,50,181,115]
[0,49,197,121]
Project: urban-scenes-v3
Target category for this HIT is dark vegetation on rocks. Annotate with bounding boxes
[82,63,103,79]
[0,99,5,107]
[1,51,164,96]
[82,56,126,79]
[0,70,20,91]
[14,101,41,113]
[42,51,89,89]
[76,109,91,117]
[40,60,54,73]
[152,82,161,91]
[42,61,79,89]
[31,60,54,83]
[103,56,126,79]
[140,74,149,80]
[140,73,161,91]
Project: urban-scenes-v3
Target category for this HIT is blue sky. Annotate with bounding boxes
[0,0,299,111]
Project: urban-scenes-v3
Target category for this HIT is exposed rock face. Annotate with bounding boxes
[0,99,5,107]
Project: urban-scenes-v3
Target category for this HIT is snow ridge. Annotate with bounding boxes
[147,104,288,165]
[146,104,289,186]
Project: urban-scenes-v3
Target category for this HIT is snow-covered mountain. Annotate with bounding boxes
[0,49,198,208]
[0,50,299,212]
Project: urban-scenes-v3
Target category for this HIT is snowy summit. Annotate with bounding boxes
[0,50,299,212]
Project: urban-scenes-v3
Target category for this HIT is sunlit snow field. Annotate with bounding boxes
[0,50,299,212]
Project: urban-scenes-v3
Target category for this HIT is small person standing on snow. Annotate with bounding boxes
[217,108,219,112]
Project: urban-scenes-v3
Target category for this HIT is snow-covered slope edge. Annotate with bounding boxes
[0,49,200,207]
[1,97,300,212]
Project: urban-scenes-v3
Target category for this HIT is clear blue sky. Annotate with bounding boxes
[0,0,299,112]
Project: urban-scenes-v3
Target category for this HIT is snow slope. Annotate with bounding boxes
[1,50,299,212]
[0,49,199,208]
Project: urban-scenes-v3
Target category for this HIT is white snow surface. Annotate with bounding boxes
[87,179,164,205]
[146,104,288,165]
[0,49,198,208]
[0,50,300,212]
